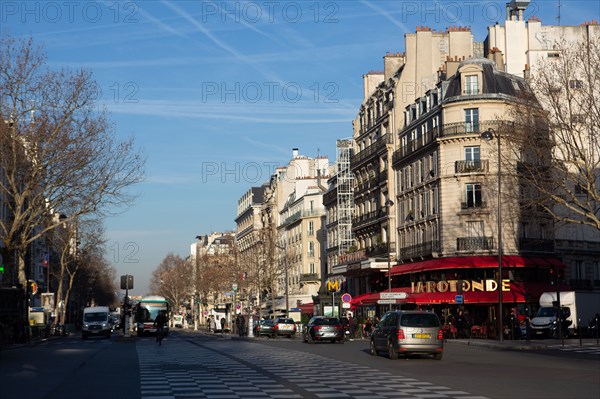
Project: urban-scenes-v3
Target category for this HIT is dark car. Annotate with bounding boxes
[273,317,297,338]
[253,319,276,338]
[370,310,444,360]
[303,316,345,343]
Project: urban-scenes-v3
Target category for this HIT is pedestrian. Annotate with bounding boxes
[364,317,373,337]
[220,317,226,333]
[236,314,245,336]
[456,310,466,338]
[209,316,216,333]
[349,316,357,340]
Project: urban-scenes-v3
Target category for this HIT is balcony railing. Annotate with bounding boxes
[300,273,320,283]
[365,242,396,258]
[352,210,381,228]
[519,238,555,253]
[352,133,392,166]
[398,241,439,261]
[461,201,487,210]
[457,237,494,251]
[282,209,324,226]
[393,121,504,165]
[455,160,489,174]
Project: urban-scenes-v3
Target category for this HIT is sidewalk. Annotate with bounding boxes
[449,337,600,351]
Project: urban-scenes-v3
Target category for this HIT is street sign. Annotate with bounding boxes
[455,295,464,304]
[380,292,408,300]
[341,293,352,303]
[377,299,398,304]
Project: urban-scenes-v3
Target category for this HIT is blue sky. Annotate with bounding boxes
[2,0,597,295]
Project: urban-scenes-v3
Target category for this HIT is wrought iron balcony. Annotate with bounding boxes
[457,237,494,251]
[519,238,555,253]
[398,241,439,261]
[461,201,487,210]
[300,273,320,282]
[455,160,489,173]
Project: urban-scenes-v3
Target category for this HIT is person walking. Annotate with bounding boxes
[236,314,245,336]
[209,316,216,333]
[220,317,226,333]
[364,317,373,337]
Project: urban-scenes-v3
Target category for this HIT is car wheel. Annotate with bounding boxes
[433,352,443,360]
[387,340,398,360]
[369,339,379,356]
[308,333,315,344]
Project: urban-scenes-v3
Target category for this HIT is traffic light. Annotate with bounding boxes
[120,275,134,290]
[0,263,4,273]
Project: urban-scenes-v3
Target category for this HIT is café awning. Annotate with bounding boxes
[388,256,564,276]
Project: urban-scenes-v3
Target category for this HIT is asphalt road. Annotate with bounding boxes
[1,331,599,399]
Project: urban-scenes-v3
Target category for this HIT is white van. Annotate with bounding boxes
[82,306,112,339]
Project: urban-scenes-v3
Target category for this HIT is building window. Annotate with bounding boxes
[465,75,479,95]
[466,221,484,238]
[569,79,583,89]
[308,221,314,236]
[464,108,479,132]
[308,242,315,257]
[309,262,315,274]
[465,183,482,208]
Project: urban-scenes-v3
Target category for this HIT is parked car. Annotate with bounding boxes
[370,310,444,360]
[273,317,297,338]
[253,319,276,338]
[303,316,345,344]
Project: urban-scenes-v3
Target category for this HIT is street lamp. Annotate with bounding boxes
[481,127,503,342]
[385,199,394,311]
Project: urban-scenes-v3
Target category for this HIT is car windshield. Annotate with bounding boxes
[314,317,340,326]
[400,314,439,328]
[84,312,107,322]
[536,307,557,317]
[277,318,294,324]
[261,320,275,326]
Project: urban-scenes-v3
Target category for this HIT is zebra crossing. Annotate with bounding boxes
[137,335,490,399]
[546,342,600,356]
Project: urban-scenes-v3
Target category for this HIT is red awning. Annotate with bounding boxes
[298,303,315,314]
[351,282,555,306]
[388,256,564,276]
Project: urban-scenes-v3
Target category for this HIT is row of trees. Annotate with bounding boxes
[0,35,145,324]
[149,226,297,321]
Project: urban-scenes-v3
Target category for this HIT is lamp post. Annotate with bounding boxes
[481,128,503,341]
[385,199,394,311]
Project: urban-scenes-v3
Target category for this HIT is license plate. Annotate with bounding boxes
[323,332,335,337]
[281,325,292,330]
[414,333,431,339]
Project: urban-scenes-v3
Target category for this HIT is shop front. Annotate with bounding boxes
[349,255,566,339]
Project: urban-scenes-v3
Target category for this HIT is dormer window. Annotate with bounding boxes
[465,75,479,95]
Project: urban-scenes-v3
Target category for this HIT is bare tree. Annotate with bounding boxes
[0,35,145,287]
[504,37,600,233]
[149,253,192,312]
[52,217,113,323]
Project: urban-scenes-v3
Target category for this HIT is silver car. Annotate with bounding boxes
[370,311,444,360]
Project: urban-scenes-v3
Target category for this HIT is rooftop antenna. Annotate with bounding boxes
[557,0,562,26]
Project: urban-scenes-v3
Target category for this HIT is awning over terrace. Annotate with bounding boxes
[387,256,564,276]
